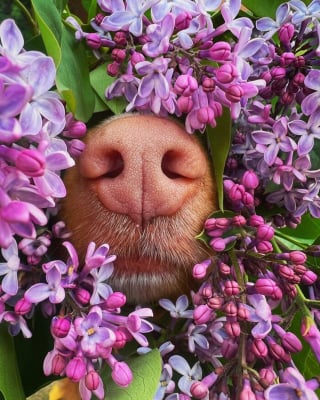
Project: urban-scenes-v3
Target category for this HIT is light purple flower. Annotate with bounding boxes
[151,0,198,22]
[0,239,21,295]
[289,0,320,24]
[90,264,114,305]
[1,311,32,338]
[252,117,297,166]
[256,3,290,39]
[101,0,159,37]
[288,110,320,156]
[295,182,320,218]
[187,323,209,353]
[142,13,175,57]
[264,367,319,400]
[241,294,272,339]
[159,294,193,318]
[25,265,65,304]
[136,57,171,100]
[169,355,202,396]
[0,79,30,120]
[154,363,175,400]
[75,306,116,357]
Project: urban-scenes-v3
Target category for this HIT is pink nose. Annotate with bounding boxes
[79,114,211,226]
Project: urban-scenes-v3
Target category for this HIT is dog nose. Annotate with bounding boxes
[79,114,211,226]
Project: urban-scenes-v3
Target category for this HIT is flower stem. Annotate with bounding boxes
[14,0,38,35]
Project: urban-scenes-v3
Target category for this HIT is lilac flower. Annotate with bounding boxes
[251,117,297,166]
[159,295,193,318]
[187,324,209,353]
[241,294,272,339]
[136,57,171,100]
[18,57,65,136]
[89,263,114,305]
[0,79,30,120]
[74,306,116,357]
[106,72,140,103]
[264,367,319,400]
[0,239,21,295]
[256,3,290,39]
[101,0,159,37]
[289,0,320,24]
[169,355,202,396]
[151,0,198,22]
[288,110,320,156]
[154,363,175,400]
[295,182,320,218]
[1,311,32,338]
[25,265,65,304]
[142,13,175,57]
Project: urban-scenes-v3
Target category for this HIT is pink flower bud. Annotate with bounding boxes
[16,149,45,177]
[229,183,245,201]
[14,297,32,315]
[104,292,127,309]
[216,63,238,83]
[107,61,120,77]
[221,338,238,358]
[241,170,259,189]
[256,225,274,241]
[190,381,208,399]
[219,262,231,275]
[225,321,240,337]
[281,332,302,353]
[207,296,224,310]
[68,139,85,157]
[279,23,294,44]
[197,106,216,125]
[224,301,237,317]
[51,354,67,375]
[193,304,212,324]
[66,357,86,381]
[205,41,231,61]
[239,379,256,400]
[271,66,286,80]
[255,278,279,297]
[130,51,145,66]
[112,48,126,63]
[193,259,211,279]
[226,84,244,103]
[202,77,215,92]
[259,368,276,385]
[114,31,127,46]
[210,238,226,252]
[51,316,71,338]
[242,192,254,206]
[256,240,273,253]
[112,361,133,387]
[85,370,100,391]
[278,265,294,280]
[175,11,192,30]
[280,52,295,67]
[74,287,91,305]
[113,329,127,349]
[207,228,226,238]
[289,250,306,264]
[293,72,305,86]
[301,270,317,285]
[86,33,102,49]
[67,121,87,138]
[177,95,193,113]
[224,280,240,296]
[232,215,246,226]
[252,338,268,357]
[294,55,305,68]
[174,74,198,96]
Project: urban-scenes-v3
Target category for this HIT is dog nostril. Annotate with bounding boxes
[104,151,124,178]
[161,150,185,179]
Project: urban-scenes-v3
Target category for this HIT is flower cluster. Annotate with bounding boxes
[68,0,266,133]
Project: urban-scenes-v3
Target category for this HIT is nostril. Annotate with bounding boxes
[161,150,186,180]
[104,151,124,178]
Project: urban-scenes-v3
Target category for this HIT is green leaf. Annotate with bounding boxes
[56,24,95,121]
[102,350,162,400]
[30,0,62,66]
[242,0,311,19]
[0,325,25,400]
[206,108,232,211]
[277,213,320,246]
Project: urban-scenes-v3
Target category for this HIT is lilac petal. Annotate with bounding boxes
[2,271,18,295]
[26,202,47,225]
[298,135,314,156]
[25,283,50,303]
[49,286,65,303]
[0,220,14,248]
[239,38,264,58]
[34,171,66,198]
[139,75,154,98]
[301,92,320,116]
[251,130,273,145]
[129,16,143,37]
[46,151,75,171]
[2,239,18,259]
[103,12,135,31]
[177,31,194,50]
[251,320,272,339]
[194,334,209,349]
[0,19,24,55]
[159,298,175,312]
[178,376,192,395]
[176,295,189,312]
[169,355,190,375]
[36,96,65,124]
[264,142,278,166]
[24,57,56,96]
[19,103,42,135]
[0,83,30,118]
[282,367,305,388]
[265,384,300,399]
[288,120,307,135]
[276,3,290,23]
[304,70,320,90]
[155,73,169,99]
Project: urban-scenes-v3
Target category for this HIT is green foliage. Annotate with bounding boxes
[0,325,25,400]
[206,108,232,211]
[242,0,311,18]
[101,350,162,400]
